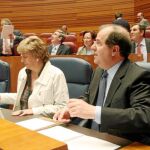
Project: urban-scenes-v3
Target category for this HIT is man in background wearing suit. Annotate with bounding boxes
[54,24,150,144]
[48,29,72,55]
[112,12,130,32]
[137,12,150,28]
[0,18,24,56]
[130,23,150,62]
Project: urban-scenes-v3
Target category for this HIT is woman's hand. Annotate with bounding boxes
[12,109,33,116]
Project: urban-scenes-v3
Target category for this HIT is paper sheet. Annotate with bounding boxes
[38,126,120,150]
[67,135,120,150]
[38,126,83,142]
[16,118,55,130]
[1,25,14,39]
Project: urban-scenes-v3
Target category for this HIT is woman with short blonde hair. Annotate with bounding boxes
[0,36,69,117]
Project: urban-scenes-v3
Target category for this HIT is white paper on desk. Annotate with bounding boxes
[16,118,55,130]
[1,25,14,39]
[38,126,83,142]
[67,135,120,150]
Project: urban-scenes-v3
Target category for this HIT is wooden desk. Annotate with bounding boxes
[0,119,67,150]
[0,109,131,148]
[120,142,150,150]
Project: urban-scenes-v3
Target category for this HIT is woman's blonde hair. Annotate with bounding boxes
[17,36,49,63]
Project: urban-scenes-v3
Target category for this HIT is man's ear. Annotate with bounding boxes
[140,30,144,37]
[112,45,119,56]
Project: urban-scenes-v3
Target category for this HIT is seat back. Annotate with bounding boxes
[50,57,93,98]
[144,29,150,38]
[23,33,37,38]
[64,35,77,43]
[136,62,150,71]
[0,60,10,92]
[62,42,78,54]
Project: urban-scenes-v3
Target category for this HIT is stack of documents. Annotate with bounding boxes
[17,118,120,150]
[38,126,120,150]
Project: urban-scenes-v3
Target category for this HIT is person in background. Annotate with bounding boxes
[76,31,96,55]
[137,12,150,28]
[0,18,24,56]
[130,23,150,62]
[48,29,72,55]
[0,36,69,117]
[54,24,150,144]
[112,12,130,32]
[61,25,69,35]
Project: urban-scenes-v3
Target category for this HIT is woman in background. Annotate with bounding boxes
[76,31,96,55]
[0,36,69,117]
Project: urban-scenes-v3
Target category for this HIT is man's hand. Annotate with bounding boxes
[53,108,71,123]
[67,99,96,119]
[12,109,33,116]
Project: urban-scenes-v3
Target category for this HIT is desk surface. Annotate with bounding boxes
[0,119,67,150]
[0,108,131,148]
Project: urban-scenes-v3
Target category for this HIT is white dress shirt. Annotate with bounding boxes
[135,38,147,62]
[51,44,60,55]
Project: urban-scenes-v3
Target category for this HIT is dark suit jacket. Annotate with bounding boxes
[84,59,150,144]
[112,18,130,32]
[0,29,24,56]
[131,38,150,53]
[48,44,72,55]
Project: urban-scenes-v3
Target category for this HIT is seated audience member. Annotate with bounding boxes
[76,31,96,55]
[137,12,150,28]
[0,36,69,117]
[112,12,130,32]
[48,29,72,55]
[0,18,24,56]
[54,24,150,144]
[130,23,150,62]
[60,25,69,35]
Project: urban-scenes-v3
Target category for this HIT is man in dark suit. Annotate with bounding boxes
[130,23,150,62]
[54,24,150,144]
[48,30,72,55]
[0,18,24,56]
[112,12,130,32]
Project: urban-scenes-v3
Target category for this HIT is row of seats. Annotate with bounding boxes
[0,58,150,111]
[0,58,93,99]
[1,58,150,98]
[23,33,78,54]
[0,60,10,108]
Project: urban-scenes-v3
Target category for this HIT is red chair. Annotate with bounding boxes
[40,33,52,38]
[69,32,77,36]
[63,42,78,54]
[40,33,52,44]
[145,30,150,38]
[64,35,77,43]
[47,37,52,44]
[23,33,37,38]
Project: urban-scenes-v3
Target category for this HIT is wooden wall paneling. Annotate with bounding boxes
[134,0,150,23]
[0,0,134,34]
